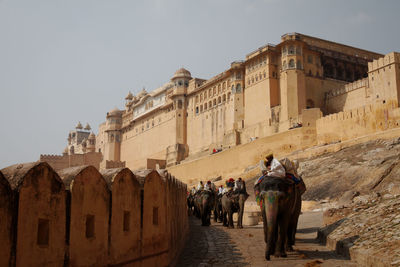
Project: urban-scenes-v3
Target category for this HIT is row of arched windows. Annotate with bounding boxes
[282,59,302,70]
[195,93,231,114]
[195,81,229,104]
[247,56,267,73]
[282,45,302,56]
[247,72,267,85]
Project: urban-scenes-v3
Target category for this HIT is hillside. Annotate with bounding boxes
[298,137,400,201]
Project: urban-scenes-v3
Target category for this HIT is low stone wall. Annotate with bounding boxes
[0,162,188,267]
[167,126,317,184]
[316,100,400,145]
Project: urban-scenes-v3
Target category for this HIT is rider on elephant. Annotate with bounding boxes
[197,181,204,191]
[218,185,224,195]
[190,186,196,196]
[234,177,247,194]
[204,180,216,191]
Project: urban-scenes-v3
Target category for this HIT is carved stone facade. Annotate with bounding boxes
[94,33,398,171]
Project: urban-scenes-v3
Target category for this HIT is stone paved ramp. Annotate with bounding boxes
[176,211,357,267]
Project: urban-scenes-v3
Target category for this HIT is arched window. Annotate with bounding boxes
[283,60,287,70]
[231,85,235,93]
[204,103,207,110]
[223,94,226,102]
[213,99,217,106]
[209,101,212,108]
[218,96,221,104]
[263,72,266,78]
[195,106,199,114]
[289,59,295,69]
[178,100,183,109]
[236,84,241,93]
[223,82,226,90]
[227,92,231,101]
[297,60,302,69]
[213,87,216,95]
[218,84,221,93]
[200,93,203,102]
[195,95,199,103]
[282,46,287,55]
[288,46,295,54]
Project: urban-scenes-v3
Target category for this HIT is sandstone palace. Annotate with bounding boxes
[40,33,400,172]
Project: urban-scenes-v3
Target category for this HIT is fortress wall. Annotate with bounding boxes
[244,76,272,127]
[101,168,141,265]
[168,126,317,185]
[187,90,235,155]
[305,76,347,112]
[1,162,66,267]
[121,113,176,170]
[325,78,369,114]
[59,166,110,267]
[0,163,188,267]
[316,100,400,145]
[40,152,102,171]
[0,170,14,267]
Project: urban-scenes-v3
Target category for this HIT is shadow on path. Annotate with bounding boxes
[176,215,250,267]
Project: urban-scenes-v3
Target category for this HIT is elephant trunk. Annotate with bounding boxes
[263,190,284,260]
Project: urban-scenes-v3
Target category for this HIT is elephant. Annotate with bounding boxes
[193,190,216,226]
[254,176,303,261]
[187,194,194,215]
[213,194,223,223]
[221,191,248,228]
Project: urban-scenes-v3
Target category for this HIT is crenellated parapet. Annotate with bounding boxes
[325,78,369,99]
[0,163,188,267]
[368,52,400,71]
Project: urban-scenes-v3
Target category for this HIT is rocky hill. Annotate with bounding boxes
[295,137,400,266]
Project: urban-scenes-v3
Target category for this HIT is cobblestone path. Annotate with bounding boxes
[176,211,357,267]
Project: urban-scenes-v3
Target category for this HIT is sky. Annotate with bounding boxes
[0,0,399,168]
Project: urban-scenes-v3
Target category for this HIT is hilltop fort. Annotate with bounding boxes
[41,33,400,179]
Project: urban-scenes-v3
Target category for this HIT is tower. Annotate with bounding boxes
[279,36,306,128]
[170,68,191,145]
[87,132,96,153]
[104,108,123,162]
[166,68,192,165]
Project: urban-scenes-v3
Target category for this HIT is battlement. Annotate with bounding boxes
[368,52,400,71]
[40,154,66,160]
[0,163,188,266]
[326,78,369,99]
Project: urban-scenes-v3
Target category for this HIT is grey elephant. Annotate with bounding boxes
[221,191,248,228]
[194,190,216,226]
[254,176,303,261]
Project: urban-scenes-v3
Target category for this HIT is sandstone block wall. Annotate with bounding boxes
[0,170,14,267]
[1,162,66,267]
[316,100,400,145]
[0,163,188,267]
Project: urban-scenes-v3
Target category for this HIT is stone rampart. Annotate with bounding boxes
[0,163,188,267]
[316,100,400,145]
[39,152,103,171]
[167,126,318,185]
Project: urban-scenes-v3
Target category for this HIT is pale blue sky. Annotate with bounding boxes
[0,0,399,168]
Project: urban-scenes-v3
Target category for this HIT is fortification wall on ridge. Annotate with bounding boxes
[0,163,188,267]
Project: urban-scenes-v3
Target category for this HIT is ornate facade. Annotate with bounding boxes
[93,33,398,170]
